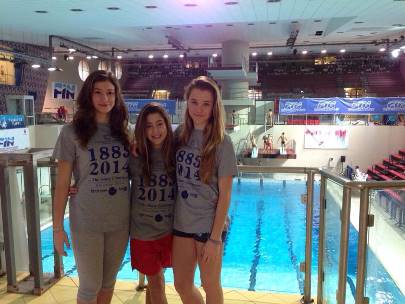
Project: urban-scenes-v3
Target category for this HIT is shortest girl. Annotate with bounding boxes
[129,103,176,304]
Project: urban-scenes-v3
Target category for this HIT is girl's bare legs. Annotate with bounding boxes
[97,288,114,304]
[196,242,224,304]
[172,236,204,304]
[146,270,168,304]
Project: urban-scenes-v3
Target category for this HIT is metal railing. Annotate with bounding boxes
[1,160,404,303]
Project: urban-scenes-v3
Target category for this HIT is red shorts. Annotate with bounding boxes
[130,234,173,276]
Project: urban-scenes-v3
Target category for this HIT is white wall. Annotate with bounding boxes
[42,56,99,115]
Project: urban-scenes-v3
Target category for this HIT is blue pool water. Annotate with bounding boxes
[41,178,404,303]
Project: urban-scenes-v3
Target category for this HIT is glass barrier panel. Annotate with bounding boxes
[220,172,312,295]
[38,166,52,227]
[364,188,405,303]
[10,167,30,278]
[322,178,343,304]
[37,165,55,278]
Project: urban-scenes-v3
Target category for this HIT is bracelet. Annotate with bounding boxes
[208,238,222,245]
[53,227,64,232]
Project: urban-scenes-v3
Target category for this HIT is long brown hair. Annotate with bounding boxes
[73,70,129,148]
[179,76,225,184]
[135,102,175,182]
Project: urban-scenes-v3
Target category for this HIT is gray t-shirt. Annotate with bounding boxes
[129,149,176,240]
[174,129,238,233]
[53,124,130,233]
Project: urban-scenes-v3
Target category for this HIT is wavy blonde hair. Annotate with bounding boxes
[179,76,225,184]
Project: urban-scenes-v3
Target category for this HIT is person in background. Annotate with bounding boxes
[278,132,287,154]
[129,103,176,304]
[172,76,238,304]
[231,109,237,126]
[53,70,130,304]
[266,109,273,128]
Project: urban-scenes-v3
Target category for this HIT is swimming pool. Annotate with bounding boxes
[40,178,404,303]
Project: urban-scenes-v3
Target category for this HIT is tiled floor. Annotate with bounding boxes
[0,276,304,303]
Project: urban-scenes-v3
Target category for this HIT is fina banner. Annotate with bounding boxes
[52,82,77,100]
[0,114,25,129]
[0,127,30,152]
[125,99,176,115]
[304,126,349,149]
[279,97,405,115]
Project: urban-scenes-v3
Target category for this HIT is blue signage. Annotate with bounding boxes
[125,99,177,115]
[279,97,405,115]
[0,114,25,129]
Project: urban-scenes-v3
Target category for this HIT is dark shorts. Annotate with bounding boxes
[130,234,173,276]
[172,229,227,243]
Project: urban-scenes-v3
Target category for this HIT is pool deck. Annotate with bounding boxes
[0,275,304,303]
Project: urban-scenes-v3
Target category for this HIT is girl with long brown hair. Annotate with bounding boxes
[172,76,238,304]
[129,102,176,304]
[53,70,130,304]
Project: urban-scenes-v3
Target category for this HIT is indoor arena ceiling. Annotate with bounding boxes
[1,0,405,58]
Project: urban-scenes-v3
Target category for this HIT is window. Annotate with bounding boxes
[98,61,109,71]
[78,60,90,81]
[115,62,122,79]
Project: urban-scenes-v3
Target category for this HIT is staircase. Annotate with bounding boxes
[367,149,405,227]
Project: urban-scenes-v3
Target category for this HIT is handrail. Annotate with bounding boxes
[238,165,319,174]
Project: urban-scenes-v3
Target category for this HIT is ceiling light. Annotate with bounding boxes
[321,49,327,54]
[92,55,98,59]
[48,67,56,71]
[86,55,92,59]
[179,54,185,58]
[340,49,346,53]
[212,53,218,57]
[302,50,308,55]
[251,52,257,56]
[163,54,169,59]
[400,45,405,50]
[68,48,76,53]
[52,56,57,60]
[267,51,273,56]
[31,64,40,68]
[148,54,154,59]
[379,48,386,52]
[68,55,74,60]
[392,49,400,58]
[117,55,123,59]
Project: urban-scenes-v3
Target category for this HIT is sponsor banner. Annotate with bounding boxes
[0,114,25,129]
[0,127,30,152]
[52,82,77,100]
[125,99,177,115]
[279,97,405,114]
[304,126,349,149]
